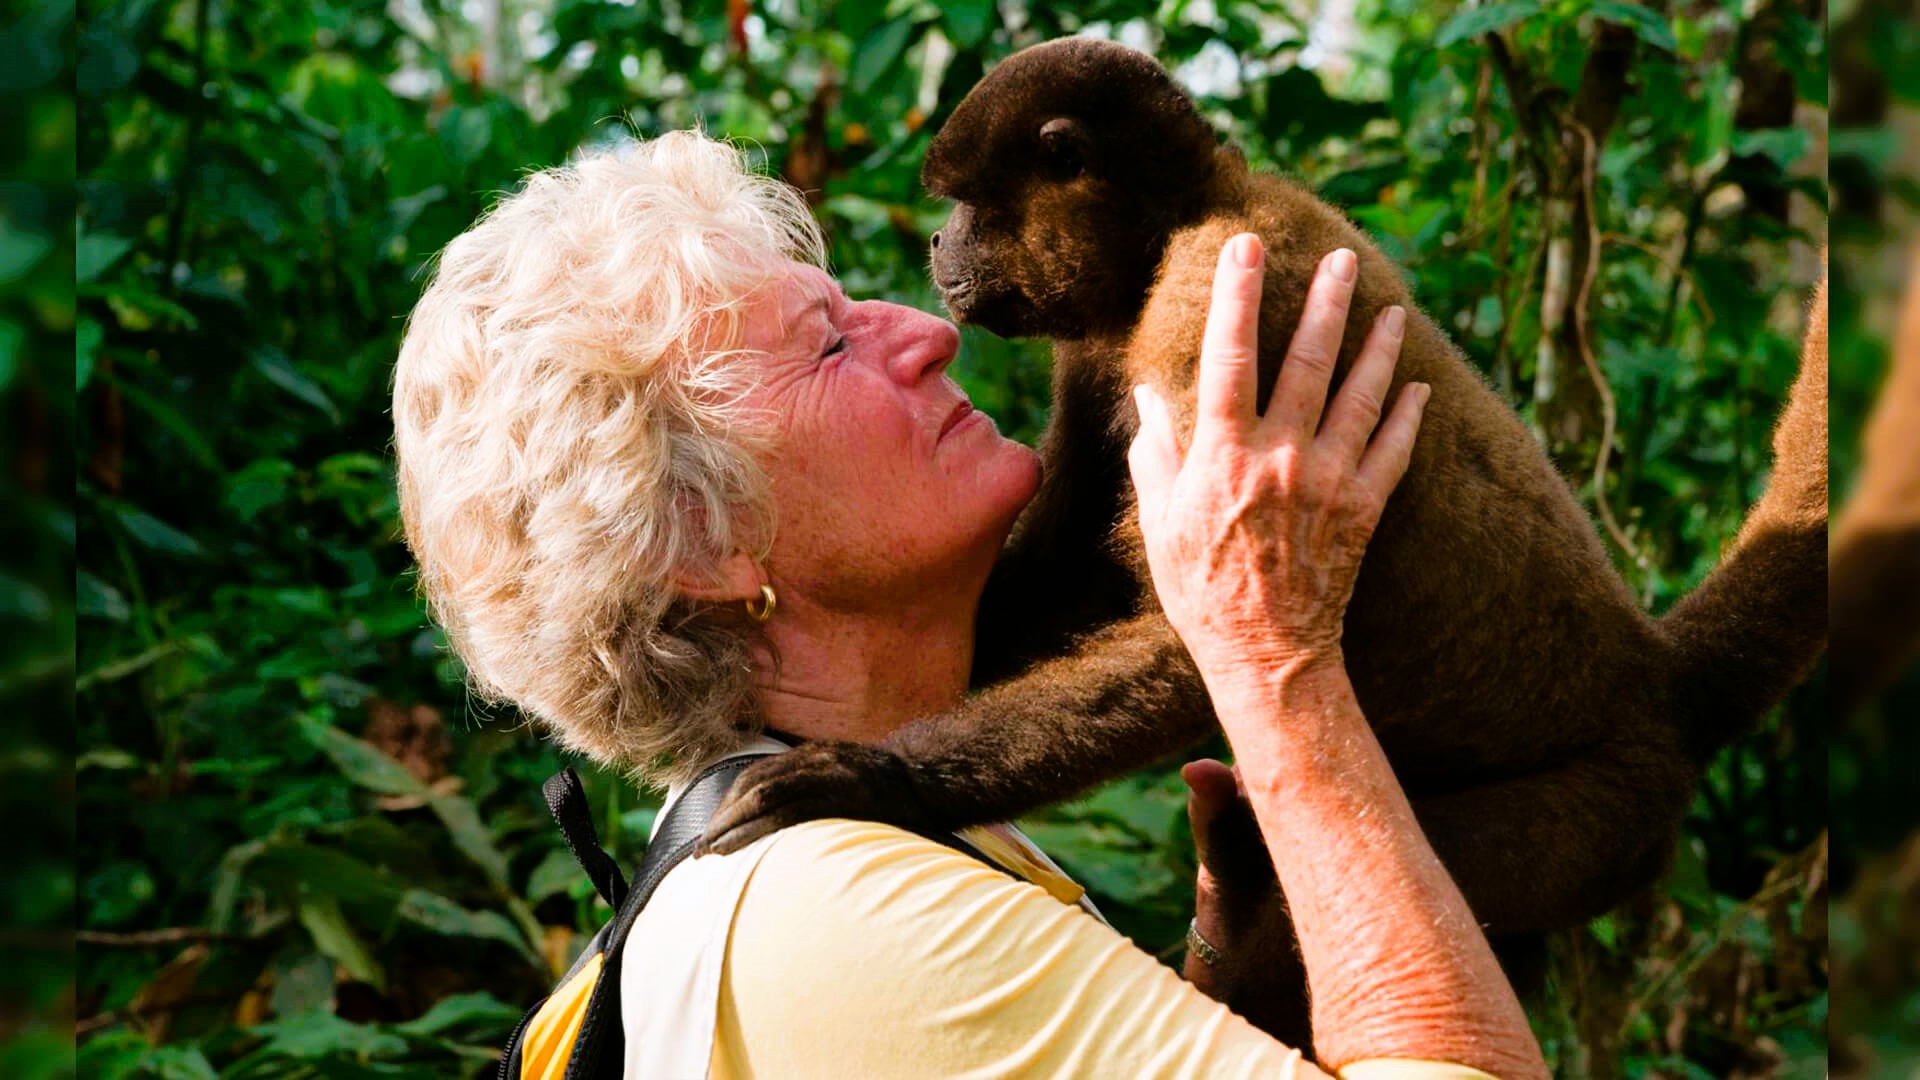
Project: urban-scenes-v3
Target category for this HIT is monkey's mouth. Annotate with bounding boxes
[936,277,978,318]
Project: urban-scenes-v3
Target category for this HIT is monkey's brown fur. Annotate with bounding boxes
[708,38,1829,1042]
[1832,248,1920,716]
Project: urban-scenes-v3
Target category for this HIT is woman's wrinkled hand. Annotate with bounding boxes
[1128,235,1428,681]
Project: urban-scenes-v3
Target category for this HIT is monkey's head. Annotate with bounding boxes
[921,38,1224,339]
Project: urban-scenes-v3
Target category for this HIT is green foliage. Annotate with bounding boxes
[4,0,80,1076]
[76,0,1825,1075]
[1827,2,1920,1074]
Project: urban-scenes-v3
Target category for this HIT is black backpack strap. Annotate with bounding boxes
[542,767,628,909]
[560,753,777,1080]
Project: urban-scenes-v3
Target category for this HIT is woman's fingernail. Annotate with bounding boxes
[1330,248,1357,282]
[1383,305,1405,336]
[1417,382,1432,405]
[1234,233,1262,269]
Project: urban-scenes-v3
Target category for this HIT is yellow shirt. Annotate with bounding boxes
[711,818,1501,1080]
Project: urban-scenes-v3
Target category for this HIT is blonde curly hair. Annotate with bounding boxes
[392,131,826,785]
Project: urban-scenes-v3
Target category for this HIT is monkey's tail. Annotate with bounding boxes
[1660,272,1828,759]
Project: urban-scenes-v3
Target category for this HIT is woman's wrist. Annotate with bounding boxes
[1193,645,1350,729]
[1194,649,1376,796]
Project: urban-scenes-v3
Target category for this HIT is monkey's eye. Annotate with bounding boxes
[1038,117,1090,179]
[823,336,848,359]
[1042,144,1084,181]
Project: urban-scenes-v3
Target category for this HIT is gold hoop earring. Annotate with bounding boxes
[744,584,777,623]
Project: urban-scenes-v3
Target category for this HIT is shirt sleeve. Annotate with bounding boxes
[711,818,1501,1080]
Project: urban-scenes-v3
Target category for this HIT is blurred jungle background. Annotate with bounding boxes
[1828,0,1920,1077]
[72,0,1831,1076]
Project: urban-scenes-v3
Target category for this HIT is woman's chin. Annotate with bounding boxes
[987,439,1043,510]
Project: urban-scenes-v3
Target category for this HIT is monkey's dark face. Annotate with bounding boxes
[921,38,1221,340]
[928,137,1156,339]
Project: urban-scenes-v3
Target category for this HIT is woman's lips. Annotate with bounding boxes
[939,400,975,440]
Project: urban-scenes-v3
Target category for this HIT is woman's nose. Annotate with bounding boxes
[873,303,960,384]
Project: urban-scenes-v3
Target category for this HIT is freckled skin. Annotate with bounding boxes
[736,266,1040,615]
[709,39,1829,1043]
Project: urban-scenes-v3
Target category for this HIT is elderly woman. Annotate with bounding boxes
[393,131,1544,1079]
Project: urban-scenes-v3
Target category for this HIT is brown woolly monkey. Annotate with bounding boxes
[1832,247,1920,716]
[704,37,1829,1039]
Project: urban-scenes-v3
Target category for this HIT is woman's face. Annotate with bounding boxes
[739,264,1041,608]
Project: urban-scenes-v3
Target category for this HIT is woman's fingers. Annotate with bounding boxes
[1194,234,1267,438]
[1356,382,1431,507]
[1264,247,1357,440]
[1317,305,1406,463]
[1128,384,1181,521]
[1182,758,1241,868]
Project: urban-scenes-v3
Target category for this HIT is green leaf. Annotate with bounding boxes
[251,1008,406,1059]
[102,371,222,471]
[76,226,137,284]
[942,0,996,48]
[1830,127,1899,168]
[1731,126,1811,169]
[428,793,514,887]
[384,184,447,246]
[250,842,406,908]
[251,346,342,424]
[394,991,521,1039]
[227,458,298,522]
[440,105,493,168]
[1434,1,1542,49]
[1017,821,1180,906]
[1589,1,1677,53]
[208,838,270,932]
[834,0,889,39]
[526,847,583,903]
[76,316,102,390]
[0,231,50,282]
[136,1047,219,1080]
[399,888,538,962]
[94,281,200,330]
[77,746,141,770]
[76,571,130,621]
[0,321,20,392]
[0,573,51,619]
[297,713,426,798]
[108,503,204,557]
[851,16,917,96]
[1588,913,1618,950]
[296,714,518,889]
[297,892,387,991]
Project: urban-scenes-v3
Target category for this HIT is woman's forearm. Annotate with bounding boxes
[1203,652,1546,1080]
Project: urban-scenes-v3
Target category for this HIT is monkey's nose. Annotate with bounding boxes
[930,231,942,250]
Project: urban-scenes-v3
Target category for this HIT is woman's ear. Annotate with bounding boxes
[675,550,764,604]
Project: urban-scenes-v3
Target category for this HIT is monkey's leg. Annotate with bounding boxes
[1406,743,1695,937]
[703,612,1218,854]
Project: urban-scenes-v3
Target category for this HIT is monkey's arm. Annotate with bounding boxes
[973,345,1142,685]
[1405,740,1697,936]
[703,612,1217,854]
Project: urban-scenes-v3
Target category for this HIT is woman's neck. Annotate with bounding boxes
[754,591,978,745]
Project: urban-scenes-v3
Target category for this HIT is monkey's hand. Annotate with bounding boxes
[1183,758,1310,1045]
[701,741,933,856]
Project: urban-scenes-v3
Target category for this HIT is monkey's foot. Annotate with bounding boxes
[700,741,932,856]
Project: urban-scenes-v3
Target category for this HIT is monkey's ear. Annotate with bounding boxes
[1038,117,1093,178]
